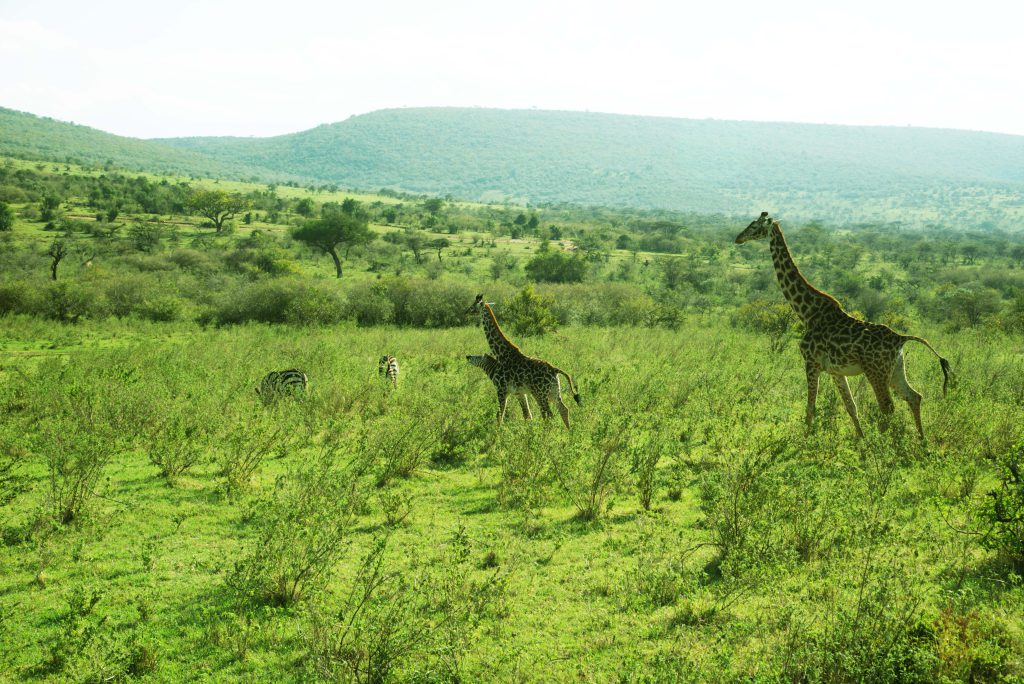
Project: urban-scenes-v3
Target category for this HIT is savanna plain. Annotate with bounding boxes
[0,157,1023,682]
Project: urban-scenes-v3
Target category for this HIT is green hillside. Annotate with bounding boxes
[0,107,290,182]
[5,104,1024,228]
[159,107,1024,228]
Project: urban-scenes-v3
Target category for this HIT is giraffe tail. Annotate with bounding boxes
[902,335,952,396]
[555,368,582,405]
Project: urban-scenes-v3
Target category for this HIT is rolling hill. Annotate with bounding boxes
[4,104,1024,228]
[0,107,291,182]
[158,107,1024,228]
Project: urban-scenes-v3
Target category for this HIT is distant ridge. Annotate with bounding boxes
[0,106,293,181]
[157,107,1024,227]
[4,105,1024,227]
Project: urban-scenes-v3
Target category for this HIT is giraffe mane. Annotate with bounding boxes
[483,302,525,355]
[772,222,846,312]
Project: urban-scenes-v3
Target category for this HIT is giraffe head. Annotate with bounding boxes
[735,211,775,244]
[465,294,485,314]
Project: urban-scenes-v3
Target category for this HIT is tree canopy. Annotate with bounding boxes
[291,212,373,278]
[184,188,250,233]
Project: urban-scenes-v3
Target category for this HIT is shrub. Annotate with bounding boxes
[698,434,795,572]
[552,420,627,522]
[40,281,102,323]
[228,452,360,605]
[167,248,220,274]
[128,223,164,252]
[982,439,1024,571]
[0,280,38,315]
[345,281,394,325]
[137,295,181,322]
[146,413,208,482]
[217,417,282,493]
[732,298,801,352]
[305,527,509,682]
[0,201,14,232]
[385,277,476,327]
[502,284,557,336]
[40,417,117,524]
[524,246,587,283]
[283,283,349,326]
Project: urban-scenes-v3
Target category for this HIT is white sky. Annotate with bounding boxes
[1,0,1022,139]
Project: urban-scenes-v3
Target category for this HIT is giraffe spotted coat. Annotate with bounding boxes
[465,295,581,428]
[736,212,951,439]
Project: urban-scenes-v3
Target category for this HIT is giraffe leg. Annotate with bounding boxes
[550,382,571,429]
[517,393,532,420]
[804,361,821,433]
[496,388,510,425]
[866,370,896,432]
[832,374,864,438]
[890,351,924,439]
[533,390,553,419]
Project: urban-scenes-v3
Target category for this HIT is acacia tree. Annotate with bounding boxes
[184,188,250,233]
[429,237,450,262]
[292,212,373,278]
[48,239,70,280]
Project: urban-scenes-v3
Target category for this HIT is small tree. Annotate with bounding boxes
[403,232,426,263]
[0,201,14,232]
[48,239,70,280]
[429,238,451,262]
[292,213,373,278]
[40,195,62,222]
[184,188,249,233]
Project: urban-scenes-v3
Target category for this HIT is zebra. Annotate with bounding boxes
[256,369,308,405]
[378,355,399,388]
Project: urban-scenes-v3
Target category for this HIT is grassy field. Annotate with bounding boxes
[1,314,1022,682]
[2,153,1024,681]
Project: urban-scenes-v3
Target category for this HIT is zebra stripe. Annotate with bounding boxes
[378,355,399,387]
[256,369,308,404]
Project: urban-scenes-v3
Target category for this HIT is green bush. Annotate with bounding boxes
[983,439,1024,571]
[228,452,360,605]
[283,282,349,326]
[524,246,587,283]
[0,201,14,231]
[386,277,477,327]
[501,284,557,336]
[0,280,38,315]
[40,281,102,323]
[41,417,117,524]
[345,281,394,325]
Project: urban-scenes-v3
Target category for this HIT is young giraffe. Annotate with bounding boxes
[465,294,582,427]
[735,212,951,439]
[466,354,533,420]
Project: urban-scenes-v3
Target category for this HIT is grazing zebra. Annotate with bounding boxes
[256,369,308,405]
[378,355,399,388]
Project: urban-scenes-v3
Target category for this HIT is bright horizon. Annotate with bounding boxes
[1,0,1022,139]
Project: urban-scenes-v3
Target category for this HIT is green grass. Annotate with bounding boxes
[1,316,1022,681]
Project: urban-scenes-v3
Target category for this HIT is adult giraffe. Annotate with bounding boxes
[735,212,951,439]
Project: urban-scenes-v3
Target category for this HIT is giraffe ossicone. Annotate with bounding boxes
[735,212,951,439]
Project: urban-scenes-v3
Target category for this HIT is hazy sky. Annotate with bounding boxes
[1,0,1021,138]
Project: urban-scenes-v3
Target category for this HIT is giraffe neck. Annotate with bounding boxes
[769,223,840,323]
[480,304,522,360]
